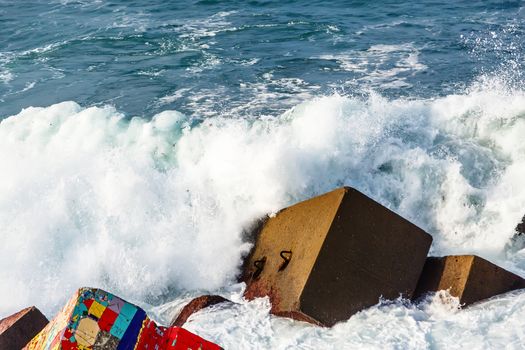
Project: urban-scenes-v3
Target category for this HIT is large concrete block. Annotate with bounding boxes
[242,187,433,326]
[0,306,48,350]
[414,255,525,305]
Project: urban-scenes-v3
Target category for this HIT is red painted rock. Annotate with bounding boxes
[25,288,222,350]
[171,295,231,327]
[242,187,433,326]
[0,306,48,350]
[414,255,525,305]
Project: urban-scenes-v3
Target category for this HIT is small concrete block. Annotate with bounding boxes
[414,255,525,305]
[242,187,433,326]
[0,306,48,350]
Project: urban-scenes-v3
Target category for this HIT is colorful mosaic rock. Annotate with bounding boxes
[24,288,222,350]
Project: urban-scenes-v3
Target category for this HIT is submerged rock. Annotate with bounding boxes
[414,255,525,305]
[242,186,433,326]
[516,215,525,235]
[24,288,222,350]
[171,295,231,327]
[0,306,48,350]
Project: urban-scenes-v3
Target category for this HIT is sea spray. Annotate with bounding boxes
[1,82,525,323]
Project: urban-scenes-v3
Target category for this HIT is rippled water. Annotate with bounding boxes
[2,1,525,349]
[2,0,525,119]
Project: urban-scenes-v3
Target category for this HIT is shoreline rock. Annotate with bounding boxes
[413,255,525,305]
[242,186,433,326]
[25,288,222,350]
[171,295,231,327]
[0,306,48,350]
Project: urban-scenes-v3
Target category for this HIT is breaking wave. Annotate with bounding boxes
[1,77,525,348]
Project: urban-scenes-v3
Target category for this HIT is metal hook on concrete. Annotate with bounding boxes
[253,256,266,280]
[278,250,292,271]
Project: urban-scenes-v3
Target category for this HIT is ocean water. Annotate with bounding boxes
[2,1,525,348]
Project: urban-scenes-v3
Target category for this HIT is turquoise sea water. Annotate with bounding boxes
[2,2,525,349]
[2,1,524,118]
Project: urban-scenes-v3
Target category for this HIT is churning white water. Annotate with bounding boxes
[1,78,525,349]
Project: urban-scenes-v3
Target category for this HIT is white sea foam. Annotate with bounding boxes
[19,81,36,93]
[181,11,235,37]
[1,79,525,348]
[157,88,192,105]
[0,54,14,84]
[163,288,525,350]
[318,43,427,88]
[0,69,13,84]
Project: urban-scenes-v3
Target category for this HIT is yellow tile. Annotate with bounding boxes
[89,300,106,319]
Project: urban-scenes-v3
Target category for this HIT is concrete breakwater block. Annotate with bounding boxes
[414,255,525,305]
[0,306,48,350]
[242,187,433,326]
[25,288,222,350]
[171,295,231,327]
